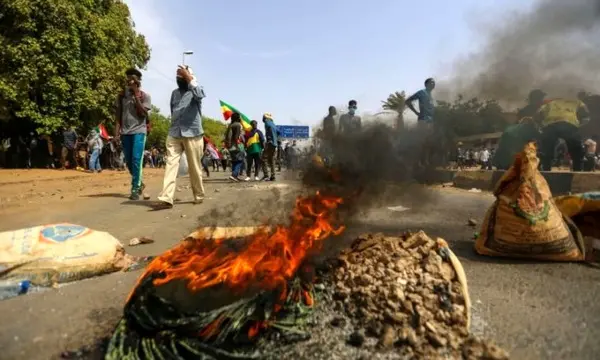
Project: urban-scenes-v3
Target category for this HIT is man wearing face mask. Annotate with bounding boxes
[115,68,152,200]
[338,100,362,134]
[151,65,206,210]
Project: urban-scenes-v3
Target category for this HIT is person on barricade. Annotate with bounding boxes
[406,78,436,167]
[338,101,361,134]
[526,89,590,171]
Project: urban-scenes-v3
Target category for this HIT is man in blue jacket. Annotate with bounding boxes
[261,112,278,181]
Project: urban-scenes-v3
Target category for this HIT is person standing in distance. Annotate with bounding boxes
[152,65,207,210]
[406,78,436,166]
[261,113,278,181]
[406,78,436,126]
[338,100,361,134]
[115,68,151,200]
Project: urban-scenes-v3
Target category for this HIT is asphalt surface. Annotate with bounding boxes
[0,172,598,360]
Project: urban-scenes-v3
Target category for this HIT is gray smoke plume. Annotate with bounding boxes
[444,0,600,105]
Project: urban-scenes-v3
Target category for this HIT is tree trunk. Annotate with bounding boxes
[395,113,404,131]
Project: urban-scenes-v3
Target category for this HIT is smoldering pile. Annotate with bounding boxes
[328,231,509,359]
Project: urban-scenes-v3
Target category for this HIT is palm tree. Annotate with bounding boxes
[381,91,406,130]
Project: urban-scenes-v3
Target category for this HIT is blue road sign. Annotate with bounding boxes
[276,125,310,139]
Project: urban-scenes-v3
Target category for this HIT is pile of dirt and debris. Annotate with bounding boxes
[331,231,509,359]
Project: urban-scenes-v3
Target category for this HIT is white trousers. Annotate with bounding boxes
[158,135,205,205]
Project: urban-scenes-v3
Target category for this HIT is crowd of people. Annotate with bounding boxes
[2,69,599,207]
[454,146,495,170]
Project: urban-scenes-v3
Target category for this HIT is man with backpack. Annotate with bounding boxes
[114,68,152,200]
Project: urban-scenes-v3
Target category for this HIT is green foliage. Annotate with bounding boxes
[0,0,150,134]
[381,91,406,129]
[382,90,512,137]
[202,117,227,145]
[146,105,169,149]
[435,96,511,138]
[145,107,227,150]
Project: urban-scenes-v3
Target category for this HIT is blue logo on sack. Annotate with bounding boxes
[40,224,88,243]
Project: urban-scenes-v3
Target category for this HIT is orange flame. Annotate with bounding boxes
[131,191,345,302]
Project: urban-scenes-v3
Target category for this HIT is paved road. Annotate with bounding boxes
[0,172,598,360]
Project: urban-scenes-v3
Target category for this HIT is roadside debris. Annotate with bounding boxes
[467,218,478,227]
[468,188,482,193]
[442,182,454,188]
[0,279,30,301]
[0,224,148,300]
[128,237,155,246]
[333,231,508,359]
[387,205,411,212]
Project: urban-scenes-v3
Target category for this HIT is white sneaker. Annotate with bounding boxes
[244,177,251,181]
[254,176,260,181]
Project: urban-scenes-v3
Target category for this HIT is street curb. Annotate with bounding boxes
[422,170,600,195]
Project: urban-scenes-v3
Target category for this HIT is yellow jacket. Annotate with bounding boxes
[537,99,589,127]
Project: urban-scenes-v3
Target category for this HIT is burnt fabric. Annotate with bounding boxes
[105,265,315,360]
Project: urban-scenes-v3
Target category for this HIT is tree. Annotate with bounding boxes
[434,96,510,138]
[146,105,170,149]
[0,0,150,134]
[203,117,227,145]
[381,91,406,130]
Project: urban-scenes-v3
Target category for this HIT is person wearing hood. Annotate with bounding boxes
[114,68,152,199]
[152,65,207,210]
[86,129,103,173]
[261,112,278,181]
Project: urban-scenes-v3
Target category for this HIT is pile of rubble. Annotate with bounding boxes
[331,231,509,359]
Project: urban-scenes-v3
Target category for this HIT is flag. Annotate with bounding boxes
[96,123,110,139]
[219,100,252,132]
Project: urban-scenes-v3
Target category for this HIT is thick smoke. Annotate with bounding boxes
[444,0,600,105]
[198,122,438,230]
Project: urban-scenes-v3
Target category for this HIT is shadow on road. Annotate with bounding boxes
[84,193,129,199]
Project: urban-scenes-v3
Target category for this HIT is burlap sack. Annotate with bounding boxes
[0,223,128,285]
[554,192,600,261]
[475,142,585,261]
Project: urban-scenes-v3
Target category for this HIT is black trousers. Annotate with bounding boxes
[540,122,582,171]
[246,152,261,177]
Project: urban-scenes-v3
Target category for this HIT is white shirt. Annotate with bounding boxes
[480,149,490,162]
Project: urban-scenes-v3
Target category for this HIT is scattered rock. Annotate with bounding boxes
[143,193,151,200]
[330,317,346,327]
[332,231,507,358]
[468,218,478,227]
[347,330,365,347]
[128,237,155,246]
[181,214,187,218]
[378,325,396,348]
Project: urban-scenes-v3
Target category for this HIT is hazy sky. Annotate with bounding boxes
[124,0,530,126]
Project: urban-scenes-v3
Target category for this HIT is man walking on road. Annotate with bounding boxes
[152,66,206,210]
[261,113,278,181]
[115,68,152,200]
